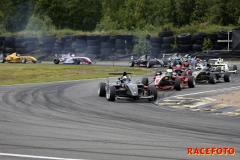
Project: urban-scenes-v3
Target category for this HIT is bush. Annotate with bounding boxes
[202,38,213,52]
[132,34,152,55]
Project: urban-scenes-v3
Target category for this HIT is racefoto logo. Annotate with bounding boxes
[187,147,236,156]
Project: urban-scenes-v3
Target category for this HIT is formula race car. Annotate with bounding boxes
[142,69,195,91]
[208,58,237,74]
[98,72,158,101]
[54,53,96,65]
[128,54,164,68]
[0,52,40,63]
[192,62,231,84]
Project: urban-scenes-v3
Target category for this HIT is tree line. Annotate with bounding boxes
[0,0,240,33]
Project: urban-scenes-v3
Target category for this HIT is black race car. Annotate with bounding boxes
[128,54,164,68]
[98,72,158,101]
[192,62,231,84]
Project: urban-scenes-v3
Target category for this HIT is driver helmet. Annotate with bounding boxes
[166,69,173,76]
[17,54,20,57]
[72,54,75,57]
[122,76,130,83]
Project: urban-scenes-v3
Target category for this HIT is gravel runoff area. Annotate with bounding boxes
[210,90,240,106]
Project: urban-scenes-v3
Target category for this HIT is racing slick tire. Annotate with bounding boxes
[209,73,217,84]
[175,78,182,91]
[142,77,149,86]
[106,86,116,101]
[188,76,195,88]
[146,61,153,68]
[148,85,158,101]
[223,72,231,82]
[21,57,27,63]
[74,59,80,65]
[32,60,37,63]
[98,82,106,97]
[0,58,6,63]
[129,60,134,67]
[54,59,60,64]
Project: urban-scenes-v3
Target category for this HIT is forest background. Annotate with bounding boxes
[0,0,239,38]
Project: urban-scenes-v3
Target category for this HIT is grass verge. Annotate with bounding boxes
[0,63,154,86]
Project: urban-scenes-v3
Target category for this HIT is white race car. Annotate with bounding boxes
[208,58,237,74]
[54,53,96,65]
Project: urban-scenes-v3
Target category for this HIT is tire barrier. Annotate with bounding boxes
[0,29,237,59]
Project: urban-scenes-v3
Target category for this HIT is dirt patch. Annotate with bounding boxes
[210,90,240,106]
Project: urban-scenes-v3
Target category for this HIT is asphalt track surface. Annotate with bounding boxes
[0,62,240,160]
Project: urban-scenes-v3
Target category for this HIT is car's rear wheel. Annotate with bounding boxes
[142,77,149,86]
[223,72,231,82]
[129,61,134,67]
[21,57,27,63]
[175,78,182,91]
[106,86,116,101]
[188,76,195,88]
[54,59,60,64]
[75,59,80,65]
[146,61,153,68]
[98,83,106,97]
[32,60,37,63]
[209,73,217,84]
[148,85,157,101]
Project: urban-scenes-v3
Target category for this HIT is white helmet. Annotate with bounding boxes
[166,69,173,76]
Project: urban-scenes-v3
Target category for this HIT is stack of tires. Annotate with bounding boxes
[177,33,192,53]
[14,37,26,54]
[100,35,114,59]
[41,37,57,54]
[4,37,15,54]
[158,31,174,53]
[191,32,205,52]
[74,35,87,54]
[63,39,74,54]
[115,35,126,55]
[52,39,64,54]
[149,36,162,58]
[212,30,229,50]
[24,37,39,54]
[0,36,4,53]
[86,34,101,58]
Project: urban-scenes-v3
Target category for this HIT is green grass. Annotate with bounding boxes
[0,63,154,86]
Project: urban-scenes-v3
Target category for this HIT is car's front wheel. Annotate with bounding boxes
[224,72,231,82]
[106,86,116,101]
[175,78,182,91]
[209,73,217,84]
[188,76,195,88]
[148,85,157,101]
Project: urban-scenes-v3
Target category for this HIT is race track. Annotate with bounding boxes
[0,62,240,160]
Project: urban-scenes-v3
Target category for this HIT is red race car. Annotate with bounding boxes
[142,69,195,91]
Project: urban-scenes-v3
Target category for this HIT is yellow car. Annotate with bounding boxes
[0,52,40,63]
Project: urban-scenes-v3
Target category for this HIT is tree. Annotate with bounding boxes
[133,35,152,55]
